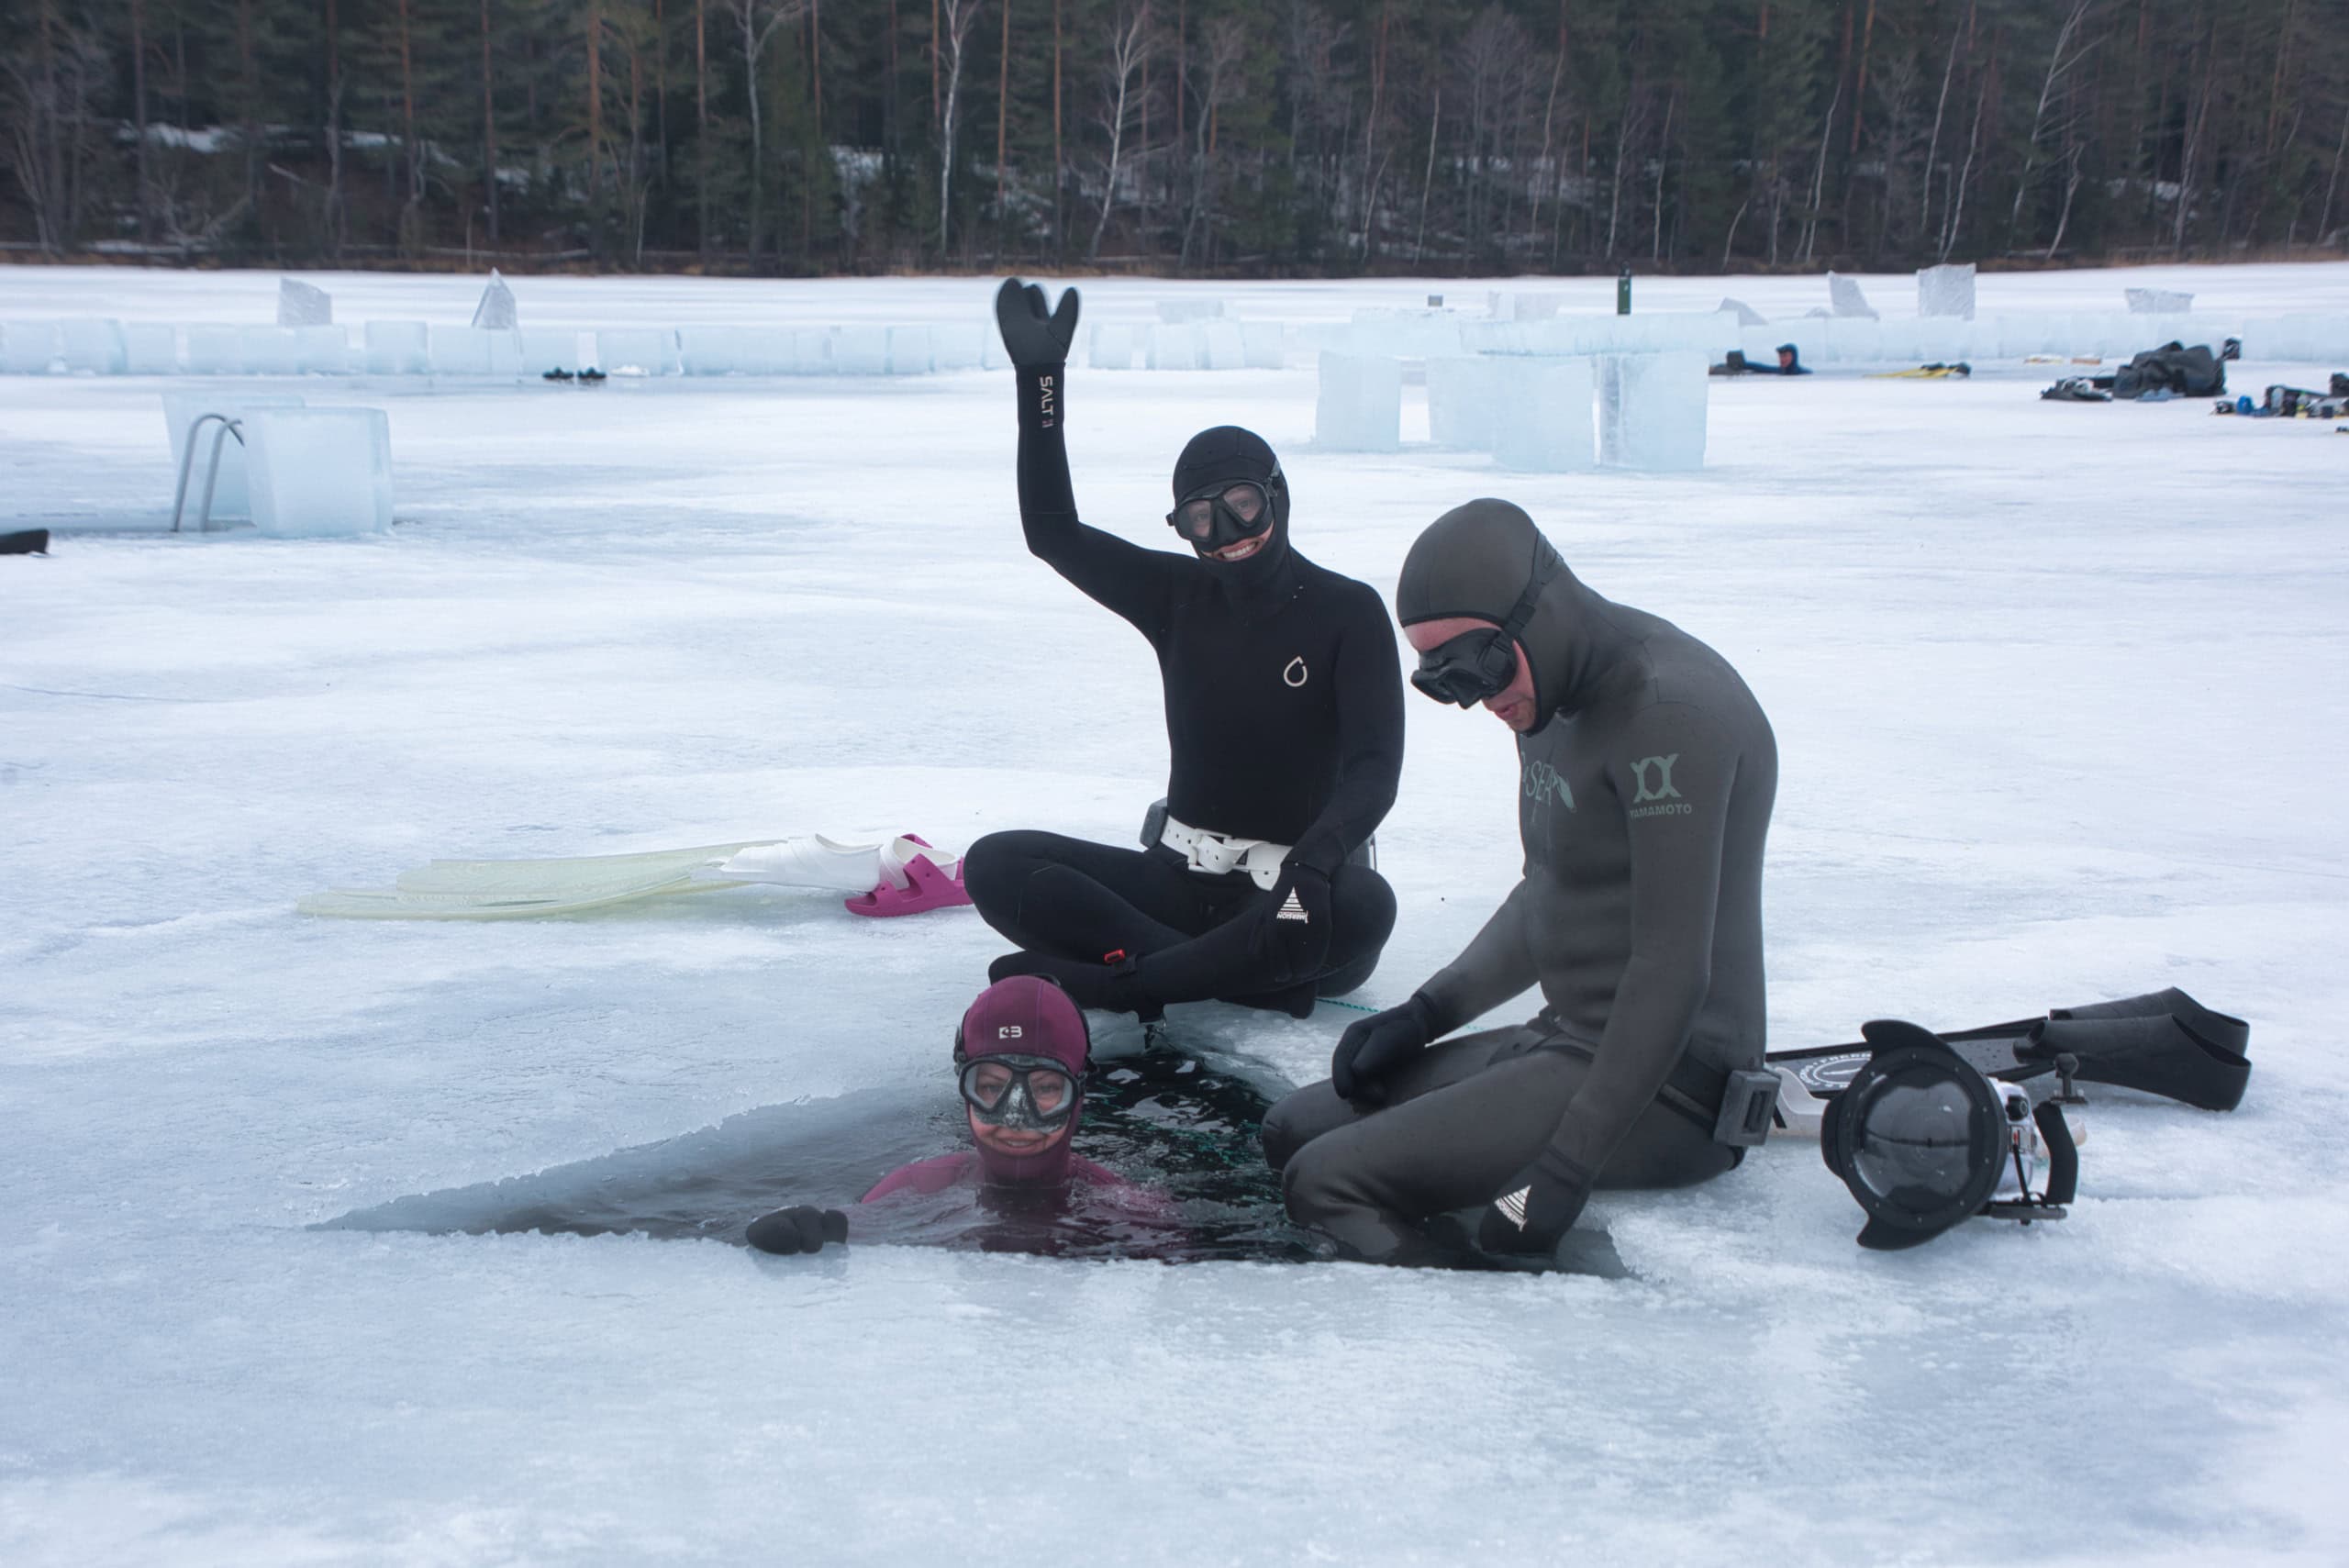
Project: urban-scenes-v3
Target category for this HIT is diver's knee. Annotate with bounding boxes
[960,831,1034,917]
[1260,1093,1313,1173]
[1279,1141,1356,1226]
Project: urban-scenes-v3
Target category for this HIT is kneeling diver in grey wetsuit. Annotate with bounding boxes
[1263,498,1778,1265]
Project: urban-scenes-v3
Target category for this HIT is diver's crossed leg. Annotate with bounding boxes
[967,828,1397,1015]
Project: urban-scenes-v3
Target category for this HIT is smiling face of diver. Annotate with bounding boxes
[1167,479,1275,562]
[960,1054,1079,1160]
[952,975,1093,1185]
[1167,426,1289,575]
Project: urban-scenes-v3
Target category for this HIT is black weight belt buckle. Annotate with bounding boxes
[1709,1069,1779,1148]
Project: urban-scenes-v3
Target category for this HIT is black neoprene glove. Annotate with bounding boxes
[1330,992,1439,1106]
[1475,1151,1596,1256]
[746,1205,850,1256]
[1256,863,1333,985]
[995,278,1081,369]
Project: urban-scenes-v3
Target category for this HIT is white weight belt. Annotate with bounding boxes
[1160,816,1291,891]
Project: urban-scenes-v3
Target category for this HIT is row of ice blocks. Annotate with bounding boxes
[0,322,1007,375]
[1086,320,1285,371]
[160,392,393,536]
[15,313,2348,377]
[1321,351,1709,472]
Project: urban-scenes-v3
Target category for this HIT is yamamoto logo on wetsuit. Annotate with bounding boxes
[1284,656,1308,687]
[1522,760,1574,809]
[1628,754,1692,817]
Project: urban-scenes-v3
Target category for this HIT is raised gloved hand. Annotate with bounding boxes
[1475,1151,1595,1256]
[1255,863,1333,985]
[995,278,1081,369]
[746,1205,850,1256]
[1330,991,1439,1106]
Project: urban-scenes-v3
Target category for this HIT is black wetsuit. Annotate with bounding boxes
[963,352,1404,1015]
[1264,498,1777,1263]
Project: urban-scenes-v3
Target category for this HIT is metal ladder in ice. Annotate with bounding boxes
[168,411,244,533]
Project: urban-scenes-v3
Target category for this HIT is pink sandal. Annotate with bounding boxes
[844,835,974,917]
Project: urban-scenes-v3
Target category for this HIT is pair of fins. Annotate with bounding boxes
[1769,987,2250,1129]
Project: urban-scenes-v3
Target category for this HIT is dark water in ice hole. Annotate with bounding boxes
[321,1048,1627,1274]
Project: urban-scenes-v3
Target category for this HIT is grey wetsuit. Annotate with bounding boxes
[1264,498,1778,1263]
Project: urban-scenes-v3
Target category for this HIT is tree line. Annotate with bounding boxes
[4,0,2345,275]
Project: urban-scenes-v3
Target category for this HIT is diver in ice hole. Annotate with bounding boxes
[746,975,1170,1254]
[1262,499,1779,1267]
[962,279,1403,1022]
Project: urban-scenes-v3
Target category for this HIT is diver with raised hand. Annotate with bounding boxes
[961,279,1403,1021]
[1262,498,1779,1267]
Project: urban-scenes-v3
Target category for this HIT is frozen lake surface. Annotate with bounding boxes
[4,262,2347,1565]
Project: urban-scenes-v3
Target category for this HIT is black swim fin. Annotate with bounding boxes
[2016,988,2250,1111]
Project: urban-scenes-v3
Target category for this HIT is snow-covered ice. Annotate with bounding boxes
[4,262,2348,1566]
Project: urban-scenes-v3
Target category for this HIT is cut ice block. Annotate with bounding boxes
[1487,292,1566,322]
[522,328,589,375]
[1088,324,1135,370]
[1427,357,1502,450]
[930,324,985,372]
[1822,317,1882,365]
[123,323,180,374]
[57,319,128,373]
[2126,288,2194,315]
[595,328,679,376]
[245,407,394,538]
[1147,322,1198,371]
[2,322,60,373]
[885,326,933,374]
[1492,358,1594,472]
[472,270,518,330]
[1718,297,1767,328]
[1914,318,1971,364]
[1350,308,1463,360]
[242,327,306,374]
[295,325,351,374]
[718,328,793,376]
[677,327,739,375]
[1599,351,1707,472]
[429,325,492,374]
[1241,321,1285,370]
[1918,262,1976,319]
[1157,298,1224,322]
[1313,351,1401,452]
[2268,314,2349,362]
[365,321,430,375]
[1872,318,1922,364]
[793,328,835,373]
[184,326,246,374]
[161,391,306,520]
[830,326,888,375]
[278,278,333,327]
[1827,272,1879,318]
[1201,320,1245,371]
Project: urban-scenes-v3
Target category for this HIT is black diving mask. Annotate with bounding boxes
[1411,629,1518,707]
[958,1054,1080,1132]
[1167,479,1274,552]
[1820,1020,2077,1250]
[1405,555,1557,709]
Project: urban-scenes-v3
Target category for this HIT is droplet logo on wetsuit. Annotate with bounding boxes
[1284,656,1308,687]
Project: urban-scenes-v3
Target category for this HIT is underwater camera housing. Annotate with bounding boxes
[1821,1019,2080,1251]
